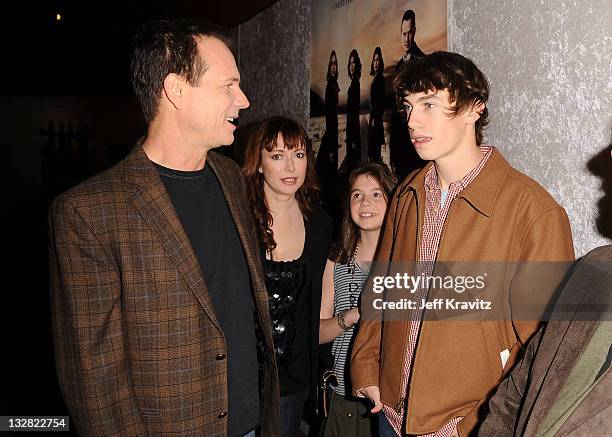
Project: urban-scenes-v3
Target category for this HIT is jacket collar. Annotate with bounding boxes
[123,141,222,330]
[123,138,229,193]
[404,146,511,217]
[124,137,157,190]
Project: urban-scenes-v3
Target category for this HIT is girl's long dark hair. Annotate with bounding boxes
[330,163,397,263]
[242,116,320,254]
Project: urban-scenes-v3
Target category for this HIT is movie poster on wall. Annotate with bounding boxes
[310,0,447,190]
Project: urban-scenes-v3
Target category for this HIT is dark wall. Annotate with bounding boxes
[237,0,310,129]
[0,96,143,431]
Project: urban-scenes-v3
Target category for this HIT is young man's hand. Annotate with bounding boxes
[355,385,383,413]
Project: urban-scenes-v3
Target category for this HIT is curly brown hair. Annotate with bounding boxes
[242,116,320,254]
[393,51,490,146]
[330,163,397,264]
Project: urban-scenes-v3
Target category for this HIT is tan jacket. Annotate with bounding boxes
[351,149,574,436]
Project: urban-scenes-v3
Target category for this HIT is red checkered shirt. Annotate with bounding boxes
[383,146,493,436]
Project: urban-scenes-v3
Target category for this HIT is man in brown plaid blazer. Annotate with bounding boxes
[49,19,280,436]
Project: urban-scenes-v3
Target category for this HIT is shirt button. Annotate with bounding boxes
[215,353,226,361]
[218,411,227,419]
[347,412,353,418]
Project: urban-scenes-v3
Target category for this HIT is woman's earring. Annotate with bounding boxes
[258,167,263,174]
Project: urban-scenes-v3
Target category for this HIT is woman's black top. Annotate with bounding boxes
[264,254,310,396]
[259,209,333,401]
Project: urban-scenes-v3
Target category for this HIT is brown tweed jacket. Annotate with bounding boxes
[49,144,280,437]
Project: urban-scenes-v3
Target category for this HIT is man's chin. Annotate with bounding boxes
[218,134,235,147]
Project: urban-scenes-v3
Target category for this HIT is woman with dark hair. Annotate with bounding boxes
[368,47,386,163]
[325,50,340,145]
[319,163,397,436]
[345,49,362,173]
[316,50,341,221]
[243,116,333,437]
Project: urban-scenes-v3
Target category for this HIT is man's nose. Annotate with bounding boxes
[235,86,250,109]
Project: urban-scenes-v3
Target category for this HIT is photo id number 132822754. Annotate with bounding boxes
[0,416,69,432]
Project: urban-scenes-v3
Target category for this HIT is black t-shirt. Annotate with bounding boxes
[156,163,259,437]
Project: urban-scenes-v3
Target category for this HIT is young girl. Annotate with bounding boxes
[319,163,397,436]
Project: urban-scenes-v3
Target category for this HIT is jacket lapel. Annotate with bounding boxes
[124,144,221,330]
[206,152,257,270]
[206,153,273,332]
[207,153,262,283]
[455,147,510,217]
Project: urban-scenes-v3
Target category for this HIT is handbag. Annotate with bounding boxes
[318,369,338,418]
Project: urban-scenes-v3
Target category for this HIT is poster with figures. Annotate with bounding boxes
[310,0,447,210]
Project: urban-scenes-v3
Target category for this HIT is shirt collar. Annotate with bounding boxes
[404,146,511,217]
[425,146,492,193]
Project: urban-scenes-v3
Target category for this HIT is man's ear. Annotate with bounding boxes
[162,73,184,110]
[467,101,485,124]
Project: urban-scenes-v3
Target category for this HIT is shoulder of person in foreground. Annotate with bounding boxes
[51,157,128,209]
[582,244,612,262]
[478,244,612,435]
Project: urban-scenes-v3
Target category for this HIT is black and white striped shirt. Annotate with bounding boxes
[331,261,370,396]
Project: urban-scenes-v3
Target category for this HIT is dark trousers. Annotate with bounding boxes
[378,411,399,437]
[279,390,308,437]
